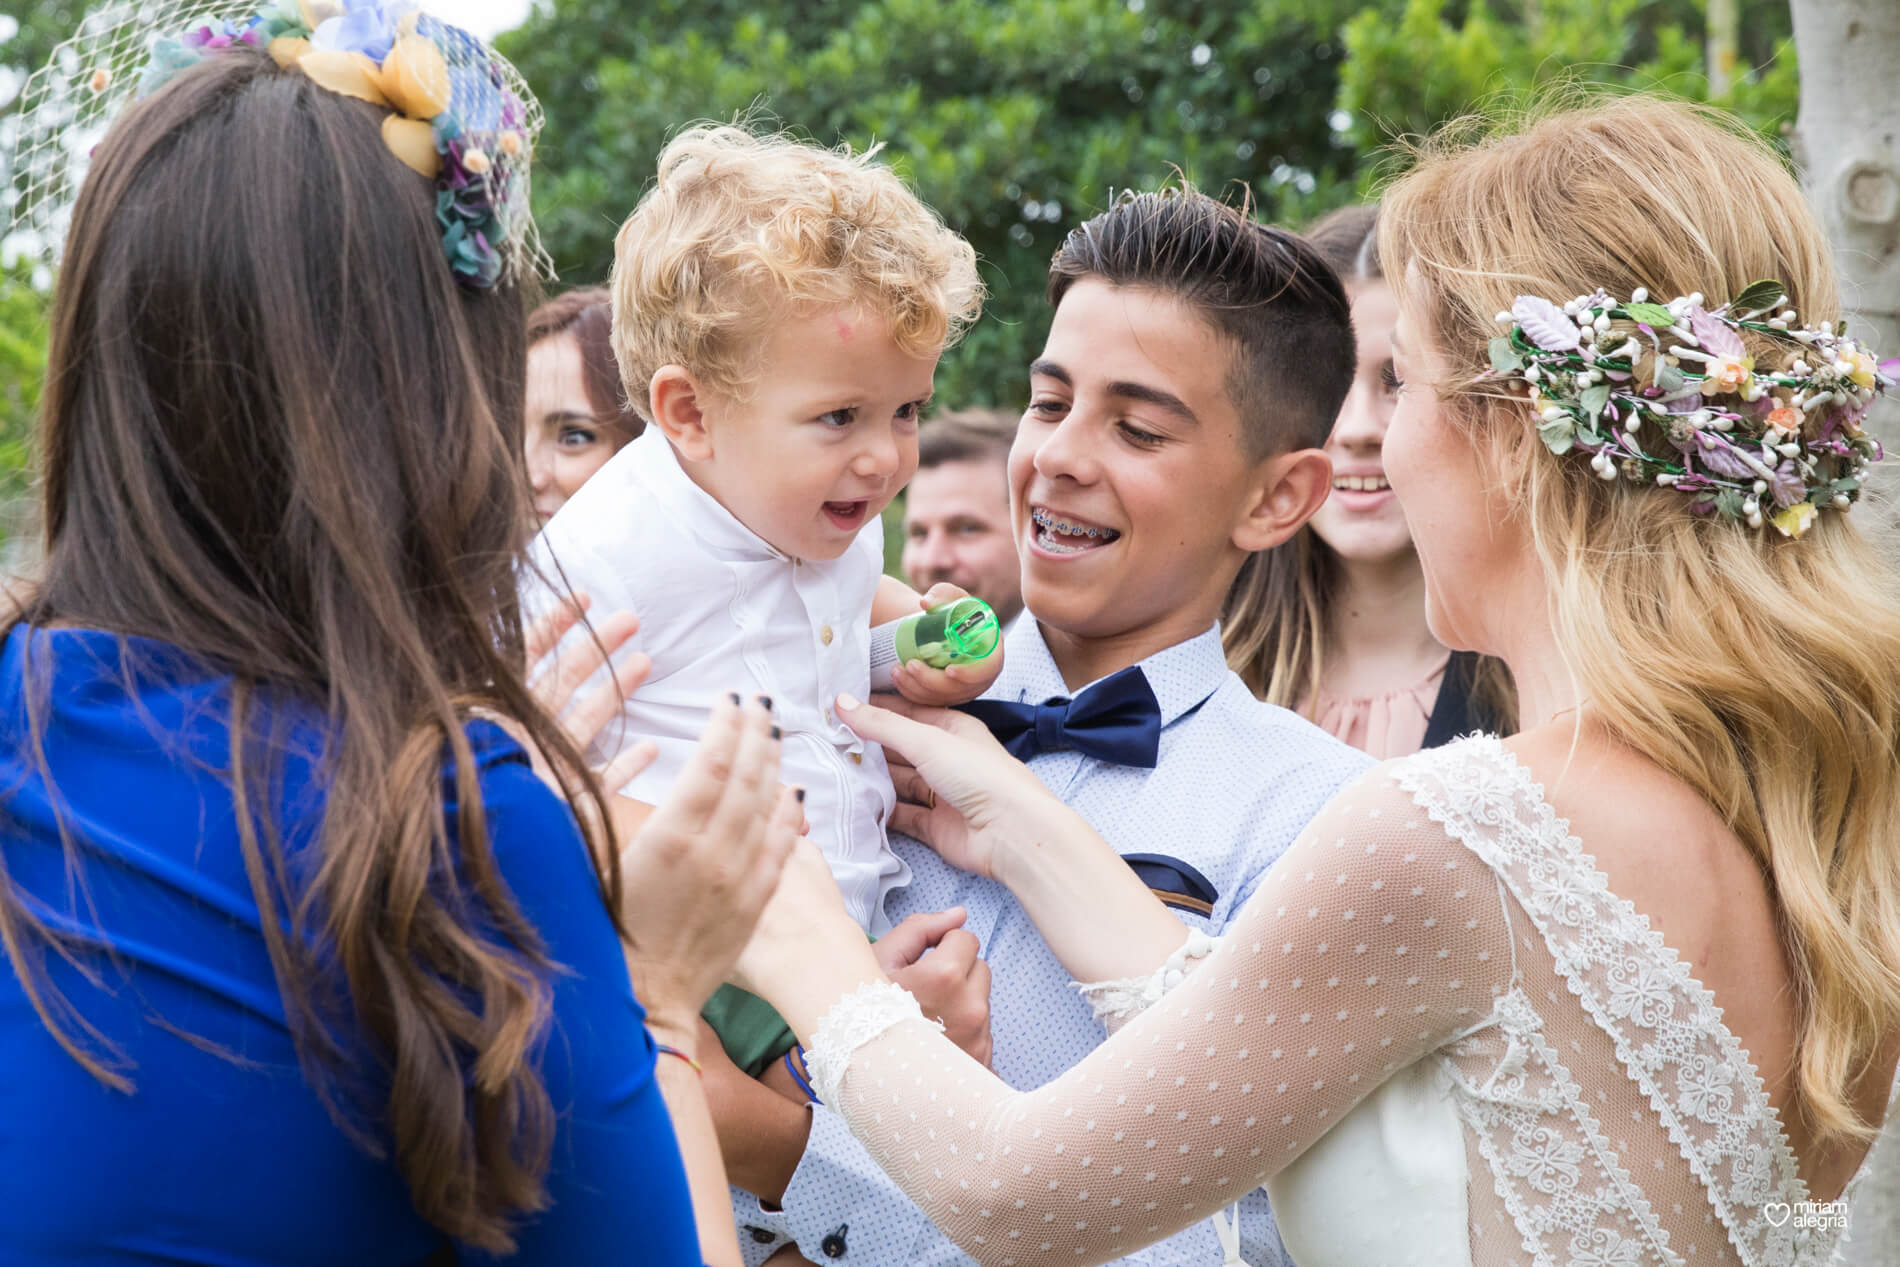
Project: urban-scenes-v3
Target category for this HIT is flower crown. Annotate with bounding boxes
[1488,283,1893,537]
[7,0,549,289]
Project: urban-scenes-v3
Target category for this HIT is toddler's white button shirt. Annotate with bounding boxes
[524,429,907,934]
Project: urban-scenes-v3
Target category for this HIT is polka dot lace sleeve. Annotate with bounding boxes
[806,759,1518,1265]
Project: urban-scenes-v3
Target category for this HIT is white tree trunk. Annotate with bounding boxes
[1791,8,1900,1252]
[1707,0,1739,97]
[1790,0,1900,452]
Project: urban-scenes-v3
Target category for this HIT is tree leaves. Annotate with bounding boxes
[504,0,1374,409]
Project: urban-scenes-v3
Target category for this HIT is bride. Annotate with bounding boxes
[731,95,1900,1267]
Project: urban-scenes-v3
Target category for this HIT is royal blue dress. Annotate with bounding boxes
[0,627,700,1265]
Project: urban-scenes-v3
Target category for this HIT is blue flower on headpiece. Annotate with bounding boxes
[310,0,418,63]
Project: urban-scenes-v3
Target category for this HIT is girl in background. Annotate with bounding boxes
[1223,204,1513,755]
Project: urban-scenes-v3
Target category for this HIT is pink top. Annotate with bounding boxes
[1306,653,1449,759]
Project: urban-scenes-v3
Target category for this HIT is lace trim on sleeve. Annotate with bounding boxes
[804,980,944,1108]
[1399,736,1823,1267]
[1075,929,1218,1033]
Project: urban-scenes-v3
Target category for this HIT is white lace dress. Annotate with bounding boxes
[803,736,1876,1267]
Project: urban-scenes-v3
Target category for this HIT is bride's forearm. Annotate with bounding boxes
[988,802,1187,985]
[764,934,891,1041]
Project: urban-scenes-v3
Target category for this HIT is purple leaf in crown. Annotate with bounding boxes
[1664,393,1706,415]
[1688,306,1745,359]
[1512,296,1581,351]
[1680,428,1758,480]
[1769,460,1806,508]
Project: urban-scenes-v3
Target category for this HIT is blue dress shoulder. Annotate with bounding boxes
[0,627,699,1265]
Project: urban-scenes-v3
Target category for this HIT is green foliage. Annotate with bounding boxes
[1335,0,1799,172]
[0,261,46,524]
[501,0,1384,410]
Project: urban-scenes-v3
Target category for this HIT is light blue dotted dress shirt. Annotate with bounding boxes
[732,619,1374,1266]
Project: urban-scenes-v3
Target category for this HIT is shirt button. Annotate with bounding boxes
[850,752,863,765]
[821,1225,849,1258]
[820,625,834,646]
[746,1226,776,1245]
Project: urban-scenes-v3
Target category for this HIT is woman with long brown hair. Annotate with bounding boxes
[0,7,791,1264]
[1223,204,1514,754]
[731,95,1900,1266]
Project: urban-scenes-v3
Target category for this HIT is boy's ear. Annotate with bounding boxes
[1233,448,1334,553]
[648,365,715,462]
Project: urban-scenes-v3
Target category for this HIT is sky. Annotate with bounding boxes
[423,0,535,39]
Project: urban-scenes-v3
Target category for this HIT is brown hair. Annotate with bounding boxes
[526,285,644,444]
[1306,203,1384,284]
[919,407,1017,471]
[1225,204,1516,733]
[1047,188,1356,461]
[0,51,615,1249]
[1382,94,1900,1141]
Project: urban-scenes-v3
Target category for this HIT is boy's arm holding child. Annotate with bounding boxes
[870,576,1004,707]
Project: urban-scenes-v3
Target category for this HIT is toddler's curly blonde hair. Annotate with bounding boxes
[611,124,984,412]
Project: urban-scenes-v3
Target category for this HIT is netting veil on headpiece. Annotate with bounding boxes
[5,0,553,288]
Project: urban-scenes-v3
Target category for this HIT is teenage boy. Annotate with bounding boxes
[716,189,1375,1267]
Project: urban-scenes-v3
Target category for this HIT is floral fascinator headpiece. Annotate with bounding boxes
[5,0,551,289]
[1489,282,1894,537]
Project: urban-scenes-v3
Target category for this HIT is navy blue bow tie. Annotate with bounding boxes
[958,666,1162,768]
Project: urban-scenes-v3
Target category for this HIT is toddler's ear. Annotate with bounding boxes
[648,366,714,461]
[1233,448,1333,552]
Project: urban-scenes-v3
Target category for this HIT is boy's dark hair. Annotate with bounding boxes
[1047,189,1355,458]
[919,408,1018,471]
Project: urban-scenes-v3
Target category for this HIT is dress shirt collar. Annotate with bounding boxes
[627,428,789,562]
[992,618,1230,728]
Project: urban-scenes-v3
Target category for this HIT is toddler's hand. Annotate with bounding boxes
[872,906,992,1066]
[890,656,1000,706]
[891,583,1004,706]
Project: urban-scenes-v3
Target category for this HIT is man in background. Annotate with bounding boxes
[900,408,1024,627]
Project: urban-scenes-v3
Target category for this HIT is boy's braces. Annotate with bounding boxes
[1032,508,1119,540]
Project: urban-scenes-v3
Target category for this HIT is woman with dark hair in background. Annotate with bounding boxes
[0,9,790,1265]
[525,286,646,525]
[1223,204,1514,755]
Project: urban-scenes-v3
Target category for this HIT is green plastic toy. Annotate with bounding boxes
[870,595,1001,688]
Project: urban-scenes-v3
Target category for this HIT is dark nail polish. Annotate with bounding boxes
[770,725,782,740]
[759,695,773,711]
[795,787,806,803]
[728,691,742,705]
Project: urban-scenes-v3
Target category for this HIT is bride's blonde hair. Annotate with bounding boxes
[1381,94,1900,1142]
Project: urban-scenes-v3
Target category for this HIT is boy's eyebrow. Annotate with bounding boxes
[1107,379,1199,426]
[1031,359,1198,425]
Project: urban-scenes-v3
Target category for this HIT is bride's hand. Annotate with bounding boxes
[834,691,1070,884]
